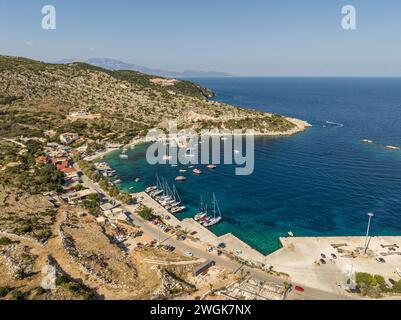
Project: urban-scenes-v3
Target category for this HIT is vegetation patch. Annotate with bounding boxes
[137,206,156,221]
[356,272,401,297]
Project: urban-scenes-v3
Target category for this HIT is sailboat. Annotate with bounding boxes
[203,193,222,227]
[170,185,186,213]
[194,196,208,221]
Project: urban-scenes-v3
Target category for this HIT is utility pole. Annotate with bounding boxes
[364,213,374,254]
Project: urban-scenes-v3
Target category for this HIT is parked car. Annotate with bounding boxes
[217,242,226,249]
[295,285,305,292]
[320,259,326,265]
[331,253,337,259]
[376,257,386,263]
[185,251,193,257]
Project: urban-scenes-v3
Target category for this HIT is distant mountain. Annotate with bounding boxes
[54,58,235,78]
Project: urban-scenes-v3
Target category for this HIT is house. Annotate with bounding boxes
[100,202,119,212]
[67,189,97,202]
[96,216,107,224]
[59,133,79,145]
[63,169,80,182]
[35,156,49,165]
[105,143,123,149]
[193,260,216,277]
[103,207,124,219]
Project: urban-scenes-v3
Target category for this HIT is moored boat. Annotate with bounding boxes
[203,193,222,227]
[170,206,186,214]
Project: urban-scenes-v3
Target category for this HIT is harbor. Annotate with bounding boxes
[145,175,223,228]
[137,191,268,267]
[136,191,401,297]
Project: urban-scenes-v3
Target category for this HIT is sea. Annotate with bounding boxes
[103,77,401,254]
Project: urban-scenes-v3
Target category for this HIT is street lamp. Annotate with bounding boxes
[364,213,374,254]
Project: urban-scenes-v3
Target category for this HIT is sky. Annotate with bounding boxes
[0,0,401,76]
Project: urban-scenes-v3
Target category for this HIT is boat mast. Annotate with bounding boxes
[213,193,216,219]
[165,180,173,198]
[173,184,181,202]
[156,174,161,189]
[215,195,221,218]
[199,195,204,212]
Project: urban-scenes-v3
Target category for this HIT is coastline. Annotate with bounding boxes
[86,116,311,162]
[84,116,312,255]
[78,141,401,298]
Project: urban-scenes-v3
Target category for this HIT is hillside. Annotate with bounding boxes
[0,55,309,145]
[0,55,310,300]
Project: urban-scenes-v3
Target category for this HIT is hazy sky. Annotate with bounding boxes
[1,0,401,76]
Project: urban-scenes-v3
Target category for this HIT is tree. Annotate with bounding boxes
[137,206,156,221]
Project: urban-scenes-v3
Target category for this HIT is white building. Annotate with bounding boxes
[59,133,79,145]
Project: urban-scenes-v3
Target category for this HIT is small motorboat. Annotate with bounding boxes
[175,176,187,182]
[135,178,141,183]
[288,231,294,237]
[386,145,400,150]
[207,164,217,169]
[193,169,202,175]
[179,169,187,173]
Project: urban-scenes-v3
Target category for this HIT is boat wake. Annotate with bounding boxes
[325,121,344,128]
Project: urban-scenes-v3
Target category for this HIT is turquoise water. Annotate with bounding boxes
[103,77,401,254]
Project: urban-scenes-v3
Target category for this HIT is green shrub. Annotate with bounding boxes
[56,275,70,286]
[356,272,377,287]
[0,237,13,246]
[391,280,401,293]
[35,286,47,295]
[10,290,24,300]
[0,286,12,298]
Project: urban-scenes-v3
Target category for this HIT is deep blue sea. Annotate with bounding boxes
[104,77,401,254]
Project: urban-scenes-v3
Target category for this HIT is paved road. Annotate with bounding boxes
[76,163,351,300]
